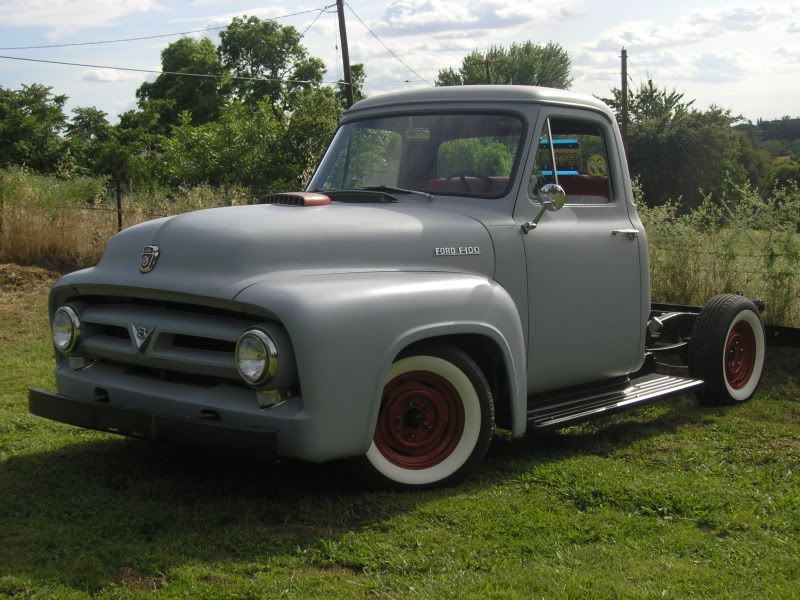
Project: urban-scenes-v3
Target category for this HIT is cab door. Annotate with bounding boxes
[514,108,644,394]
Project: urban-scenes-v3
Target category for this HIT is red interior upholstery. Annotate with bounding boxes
[559,175,609,198]
[419,176,509,195]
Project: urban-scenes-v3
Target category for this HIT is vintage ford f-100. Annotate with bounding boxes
[29,86,766,488]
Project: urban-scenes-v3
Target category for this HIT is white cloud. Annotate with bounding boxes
[590,5,792,53]
[82,68,145,83]
[0,0,160,37]
[685,52,745,82]
[774,46,800,63]
[376,0,576,36]
[171,5,294,25]
[789,22,800,33]
[688,7,775,32]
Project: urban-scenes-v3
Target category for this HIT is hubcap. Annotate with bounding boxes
[374,370,465,469]
[724,320,756,390]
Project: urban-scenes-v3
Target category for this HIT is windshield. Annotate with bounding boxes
[309,113,525,198]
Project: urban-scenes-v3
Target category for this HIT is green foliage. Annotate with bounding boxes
[640,178,800,326]
[437,138,514,177]
[336,62,366,108]
[0,84,68,172]
[219,15,325,114]
[436,41,571,89]
[601,79,693,124]
[157,88,341,190]
[136,37,228,127]
[64,106,111,175]
[770,160,800,190]
[603,80,765,209]
[0,165,105,209]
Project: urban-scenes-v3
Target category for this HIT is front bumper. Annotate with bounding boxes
[28,388,278,455]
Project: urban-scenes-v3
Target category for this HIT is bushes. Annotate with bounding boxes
[640,179,800,326]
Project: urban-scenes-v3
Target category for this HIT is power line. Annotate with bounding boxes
[344,2,432,86]
[0,54,340,84]
[0,53,419,86]
[0,6,334,51]
[298,7,330,40]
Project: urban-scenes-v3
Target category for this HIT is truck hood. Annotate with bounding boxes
[60,203,494,300]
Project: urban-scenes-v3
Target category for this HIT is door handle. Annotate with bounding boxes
[612,228,639,240]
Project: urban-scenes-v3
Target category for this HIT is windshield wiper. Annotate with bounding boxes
[360,185,433,200]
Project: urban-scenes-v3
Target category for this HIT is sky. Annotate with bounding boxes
[0,0,798,124]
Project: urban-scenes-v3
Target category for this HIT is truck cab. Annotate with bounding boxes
[29,86,766,489]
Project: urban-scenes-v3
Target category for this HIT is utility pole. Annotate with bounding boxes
[336,0,354,108]
[484,56,492,84]
[620,47,629,147]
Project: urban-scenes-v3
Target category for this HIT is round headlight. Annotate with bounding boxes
[52,306,81,354]
[235,329,278,387]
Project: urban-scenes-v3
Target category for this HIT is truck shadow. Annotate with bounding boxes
[0,394,725,592]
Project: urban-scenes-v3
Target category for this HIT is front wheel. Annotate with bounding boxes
[365,345,494,489]
[689,294,766,405]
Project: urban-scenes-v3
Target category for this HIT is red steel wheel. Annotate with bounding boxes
[689,294,766,405]
[374,370,466,470]
[724,320,756,390]
[365,345,494,489]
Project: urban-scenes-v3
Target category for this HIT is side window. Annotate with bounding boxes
[531,117,612,204]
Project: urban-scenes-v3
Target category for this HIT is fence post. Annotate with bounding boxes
[116,179,122,232]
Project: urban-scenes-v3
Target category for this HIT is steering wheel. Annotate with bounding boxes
[444,172,495,194]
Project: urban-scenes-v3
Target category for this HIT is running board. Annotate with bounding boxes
[527,374,704,429]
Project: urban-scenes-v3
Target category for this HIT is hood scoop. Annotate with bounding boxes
[256,192,331,207]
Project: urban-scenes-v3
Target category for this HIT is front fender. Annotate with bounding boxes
[235,271,527,461]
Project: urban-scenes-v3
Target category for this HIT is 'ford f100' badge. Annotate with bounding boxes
[139,245,160,273]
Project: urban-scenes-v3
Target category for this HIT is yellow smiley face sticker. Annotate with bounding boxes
[587,154,607,177]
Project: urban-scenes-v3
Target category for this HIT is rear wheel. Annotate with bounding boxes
[365,345,494,489]
[689,294,766,405]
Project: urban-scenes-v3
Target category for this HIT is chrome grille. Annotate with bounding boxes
[76,302,263,382]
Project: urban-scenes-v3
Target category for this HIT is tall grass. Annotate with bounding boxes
[639,179,800,326]
[0,167,248,271]
[2,167,799,325]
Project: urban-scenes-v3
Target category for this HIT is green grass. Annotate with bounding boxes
[1,265,799,599]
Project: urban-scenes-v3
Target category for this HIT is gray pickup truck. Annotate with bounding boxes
[29,86,766,488]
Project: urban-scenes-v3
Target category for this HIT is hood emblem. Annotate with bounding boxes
[130,323,155,353]
[140,245,160,273]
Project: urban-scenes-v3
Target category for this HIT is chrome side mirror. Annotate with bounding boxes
[521,183,567,234]
[537,183,567,212]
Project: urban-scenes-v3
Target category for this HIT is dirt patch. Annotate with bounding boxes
[775,438,800,453]
[0,263,58,293]
[116,567,166,591]
[761,348,800,389]
[199,574,229,585]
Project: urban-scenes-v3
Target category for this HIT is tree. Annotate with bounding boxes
[218,16,325,116]
[601,79,693,124]
[136,37,228,127]
[436,42,571,89]
[65,106,111,175]
[601,80,763,208]
[336,63,366,108]
[0,84,67,172]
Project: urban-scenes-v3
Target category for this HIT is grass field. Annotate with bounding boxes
[1,265,799,599]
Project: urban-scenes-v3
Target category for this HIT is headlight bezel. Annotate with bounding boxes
[52,305,81,354]
[235,329,279,387]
